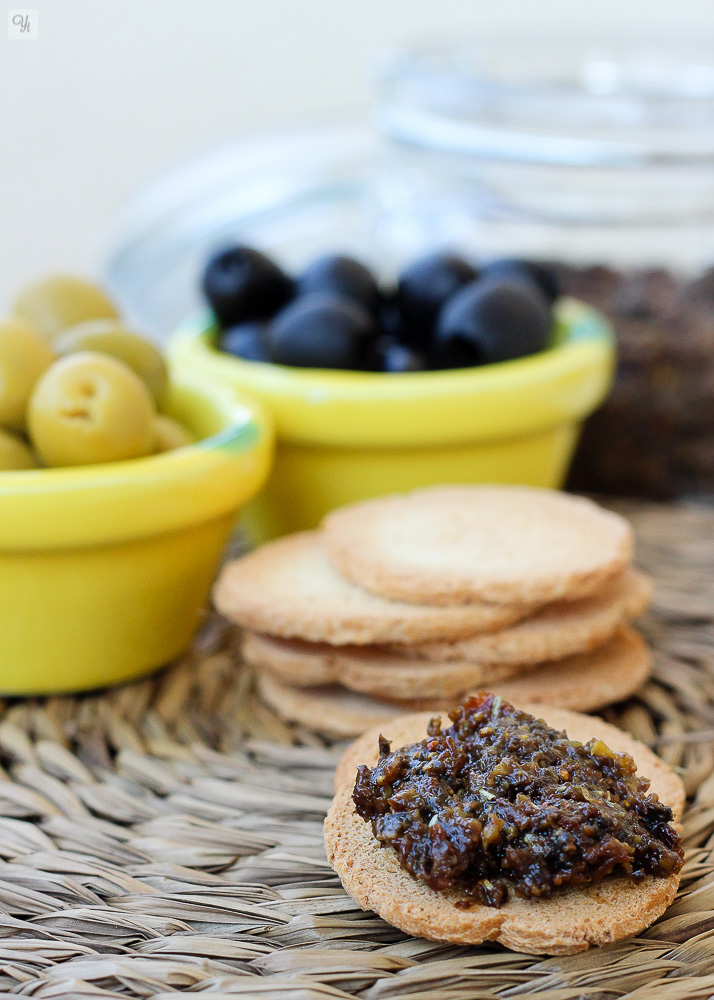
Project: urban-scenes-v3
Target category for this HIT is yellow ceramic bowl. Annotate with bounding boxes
[169,297,614,542]
[0,375,272,695]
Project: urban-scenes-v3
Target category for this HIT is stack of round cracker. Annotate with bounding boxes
[214,486,652,739]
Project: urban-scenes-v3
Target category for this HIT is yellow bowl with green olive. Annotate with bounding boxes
[0,276,273,694]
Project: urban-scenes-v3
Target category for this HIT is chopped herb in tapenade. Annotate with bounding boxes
[352,693,683,907]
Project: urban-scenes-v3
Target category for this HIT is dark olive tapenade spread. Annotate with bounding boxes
[352,694,683,907]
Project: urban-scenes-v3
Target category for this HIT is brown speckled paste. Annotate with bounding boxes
[353,693,683,907]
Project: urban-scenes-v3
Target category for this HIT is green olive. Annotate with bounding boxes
[153,414,196,452]
[55,320,168,404]
[13,275,119,340]
[0,317,56,432]
[28,352,156,467]
[0,428,39,470]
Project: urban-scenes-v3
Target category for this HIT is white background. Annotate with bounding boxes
[1,0,712,308]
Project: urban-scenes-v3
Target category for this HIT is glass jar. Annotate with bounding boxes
[107,37,714,499]
[374,40,714,498]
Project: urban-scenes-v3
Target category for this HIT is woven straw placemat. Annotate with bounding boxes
[0,501,713,998]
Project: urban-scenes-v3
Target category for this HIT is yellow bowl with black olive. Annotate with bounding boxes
[169,298,613,543]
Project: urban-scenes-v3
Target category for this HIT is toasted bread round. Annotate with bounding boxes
[214,532,530,645]
[256,628,651,737]
[323,486,633,606]
[326,706,684,955]
[404,568,652,666]
[243,632,522,700]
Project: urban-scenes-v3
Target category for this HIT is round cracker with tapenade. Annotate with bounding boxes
[323,485,633,607]
[326,705,684,955]
[214,531,531,645]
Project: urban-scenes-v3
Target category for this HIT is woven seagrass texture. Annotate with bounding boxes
[0,501,713,998]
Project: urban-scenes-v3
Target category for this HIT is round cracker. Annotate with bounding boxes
[407,569,652,666]
[243,632,522,700]
[213,532,530,646]
[493,627,650,710]
[326,706,684,955]
[256,628,651,738]
[257,670,422,739]
[323,486,633,606]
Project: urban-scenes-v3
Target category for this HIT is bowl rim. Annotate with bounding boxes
[0,374,274,550]
[175,296,612,394]
[169,297,615,449]
[0,374,266,492]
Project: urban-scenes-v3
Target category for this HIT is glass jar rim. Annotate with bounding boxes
[376,38,714,166]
